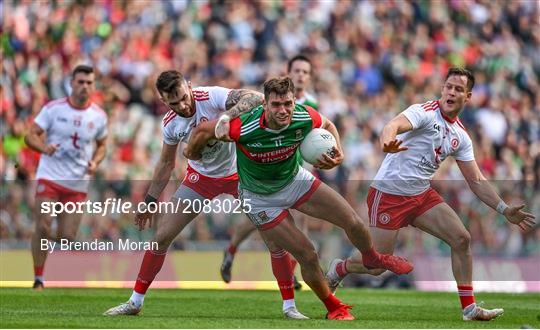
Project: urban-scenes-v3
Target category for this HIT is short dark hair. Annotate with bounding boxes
[156,70,186,96]
[72,65,94,79]
[287,54,312,73]
[263,76,295,100]
[445,67,475,92]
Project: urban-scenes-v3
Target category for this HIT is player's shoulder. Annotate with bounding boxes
[455,118,472,140]
[162,110,178,128]
[406,100,439,112]
[42,97,68,110]
[193,86,230,101]
[89,103,107,119]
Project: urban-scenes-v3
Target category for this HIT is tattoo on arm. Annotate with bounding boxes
[224,89,264,118]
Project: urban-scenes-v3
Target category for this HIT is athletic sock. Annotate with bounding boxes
[282,299,296,311]
[133,250,167,295]
[34,266,44,282]
[227,244,237,255]
[129,291,145,308]
[457,284,475,309]
[270,249,295,301]
[335,259,349,278]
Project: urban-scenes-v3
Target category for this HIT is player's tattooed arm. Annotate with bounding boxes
[224,89,264,119]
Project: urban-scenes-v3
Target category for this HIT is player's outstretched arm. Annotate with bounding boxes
[457,159,536,231]
[216,90,264,141]
[24,123,57,155]
[314,117,344,170]
[184,119,219,160]
[136,142,178,231]
[380,114,412,153]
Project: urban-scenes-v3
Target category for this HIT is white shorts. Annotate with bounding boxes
[238,167,321,230]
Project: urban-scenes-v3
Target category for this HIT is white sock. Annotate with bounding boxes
[35,276,44,282]
[283,299,296,311]
[129,291,145,307]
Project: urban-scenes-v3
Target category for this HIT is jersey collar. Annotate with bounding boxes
[438,101,458,123]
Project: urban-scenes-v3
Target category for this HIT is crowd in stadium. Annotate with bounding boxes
[1,0,539,257]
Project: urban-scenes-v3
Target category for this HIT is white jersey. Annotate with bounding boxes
[372,100,475,196]
[34,97,108,192]
[162,86,236,178]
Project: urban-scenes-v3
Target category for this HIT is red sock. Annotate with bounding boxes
[361,247,379,265]
[227,244,237,255]
[133,250,167,294]
[336,260,349,278]
[270,249,294,300]
[290,258,298,270]
[457,284,475,309]
[34,266,44,277]
[323,293,342,312]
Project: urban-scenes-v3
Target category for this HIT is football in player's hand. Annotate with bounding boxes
[300,128,337,165]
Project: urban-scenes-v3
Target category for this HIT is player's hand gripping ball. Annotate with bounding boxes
[300,128,337,165]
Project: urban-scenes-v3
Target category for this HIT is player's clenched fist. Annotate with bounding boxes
[382,139,408,153]
[43,144,58,156]
[135,210,153,231]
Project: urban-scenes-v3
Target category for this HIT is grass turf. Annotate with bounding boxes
[0,288,538,328]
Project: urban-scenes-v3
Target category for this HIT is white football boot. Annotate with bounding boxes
[283,306,309,319]
[325,259,344,293]
[462,302,504,321]
[103,300,141,316]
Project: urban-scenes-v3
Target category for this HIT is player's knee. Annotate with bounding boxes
[153,234,173,252]
[297,248,318,267]
[451,232,471,251]
[35,221,52,238]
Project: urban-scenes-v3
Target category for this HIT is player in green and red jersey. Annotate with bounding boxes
[185,77,413,320]
[220,56,318,288]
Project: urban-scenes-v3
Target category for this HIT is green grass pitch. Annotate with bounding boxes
[0,288,538,328]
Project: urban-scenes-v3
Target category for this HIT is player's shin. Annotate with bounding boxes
[132,250,167,306]
[269,249,295,310]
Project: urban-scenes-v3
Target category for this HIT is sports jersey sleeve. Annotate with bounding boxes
[305,106,323,129]
[34,105,52,131]
[208,86,232,113]
[96,115,108,140]
[162,120,179,145]
[453,134,475,161]
[229,117,242,142]
[402,104,434,130]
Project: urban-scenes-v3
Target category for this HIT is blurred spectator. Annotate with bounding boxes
[1,0,538,257]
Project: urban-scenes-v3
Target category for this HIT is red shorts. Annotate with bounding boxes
[181,166,239,199]
[367,187,444,230]
[35,179,87,203]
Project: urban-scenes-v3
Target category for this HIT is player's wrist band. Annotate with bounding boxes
[144,195,158,204]
[496,200,508,215]
[215,114,231,137]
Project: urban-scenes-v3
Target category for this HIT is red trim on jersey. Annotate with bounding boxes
[422,100,438,111]
[440,109,458,123]
[456,119,466,130]
[229,117,242,141]
[162,110,177,127]
[44,97,68,109]
[259,111,267,129]
[259,210,290,231]
[193,90,210,101]
[292,179,322,208]
[67,97,92,110]
[305,105,322,129]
